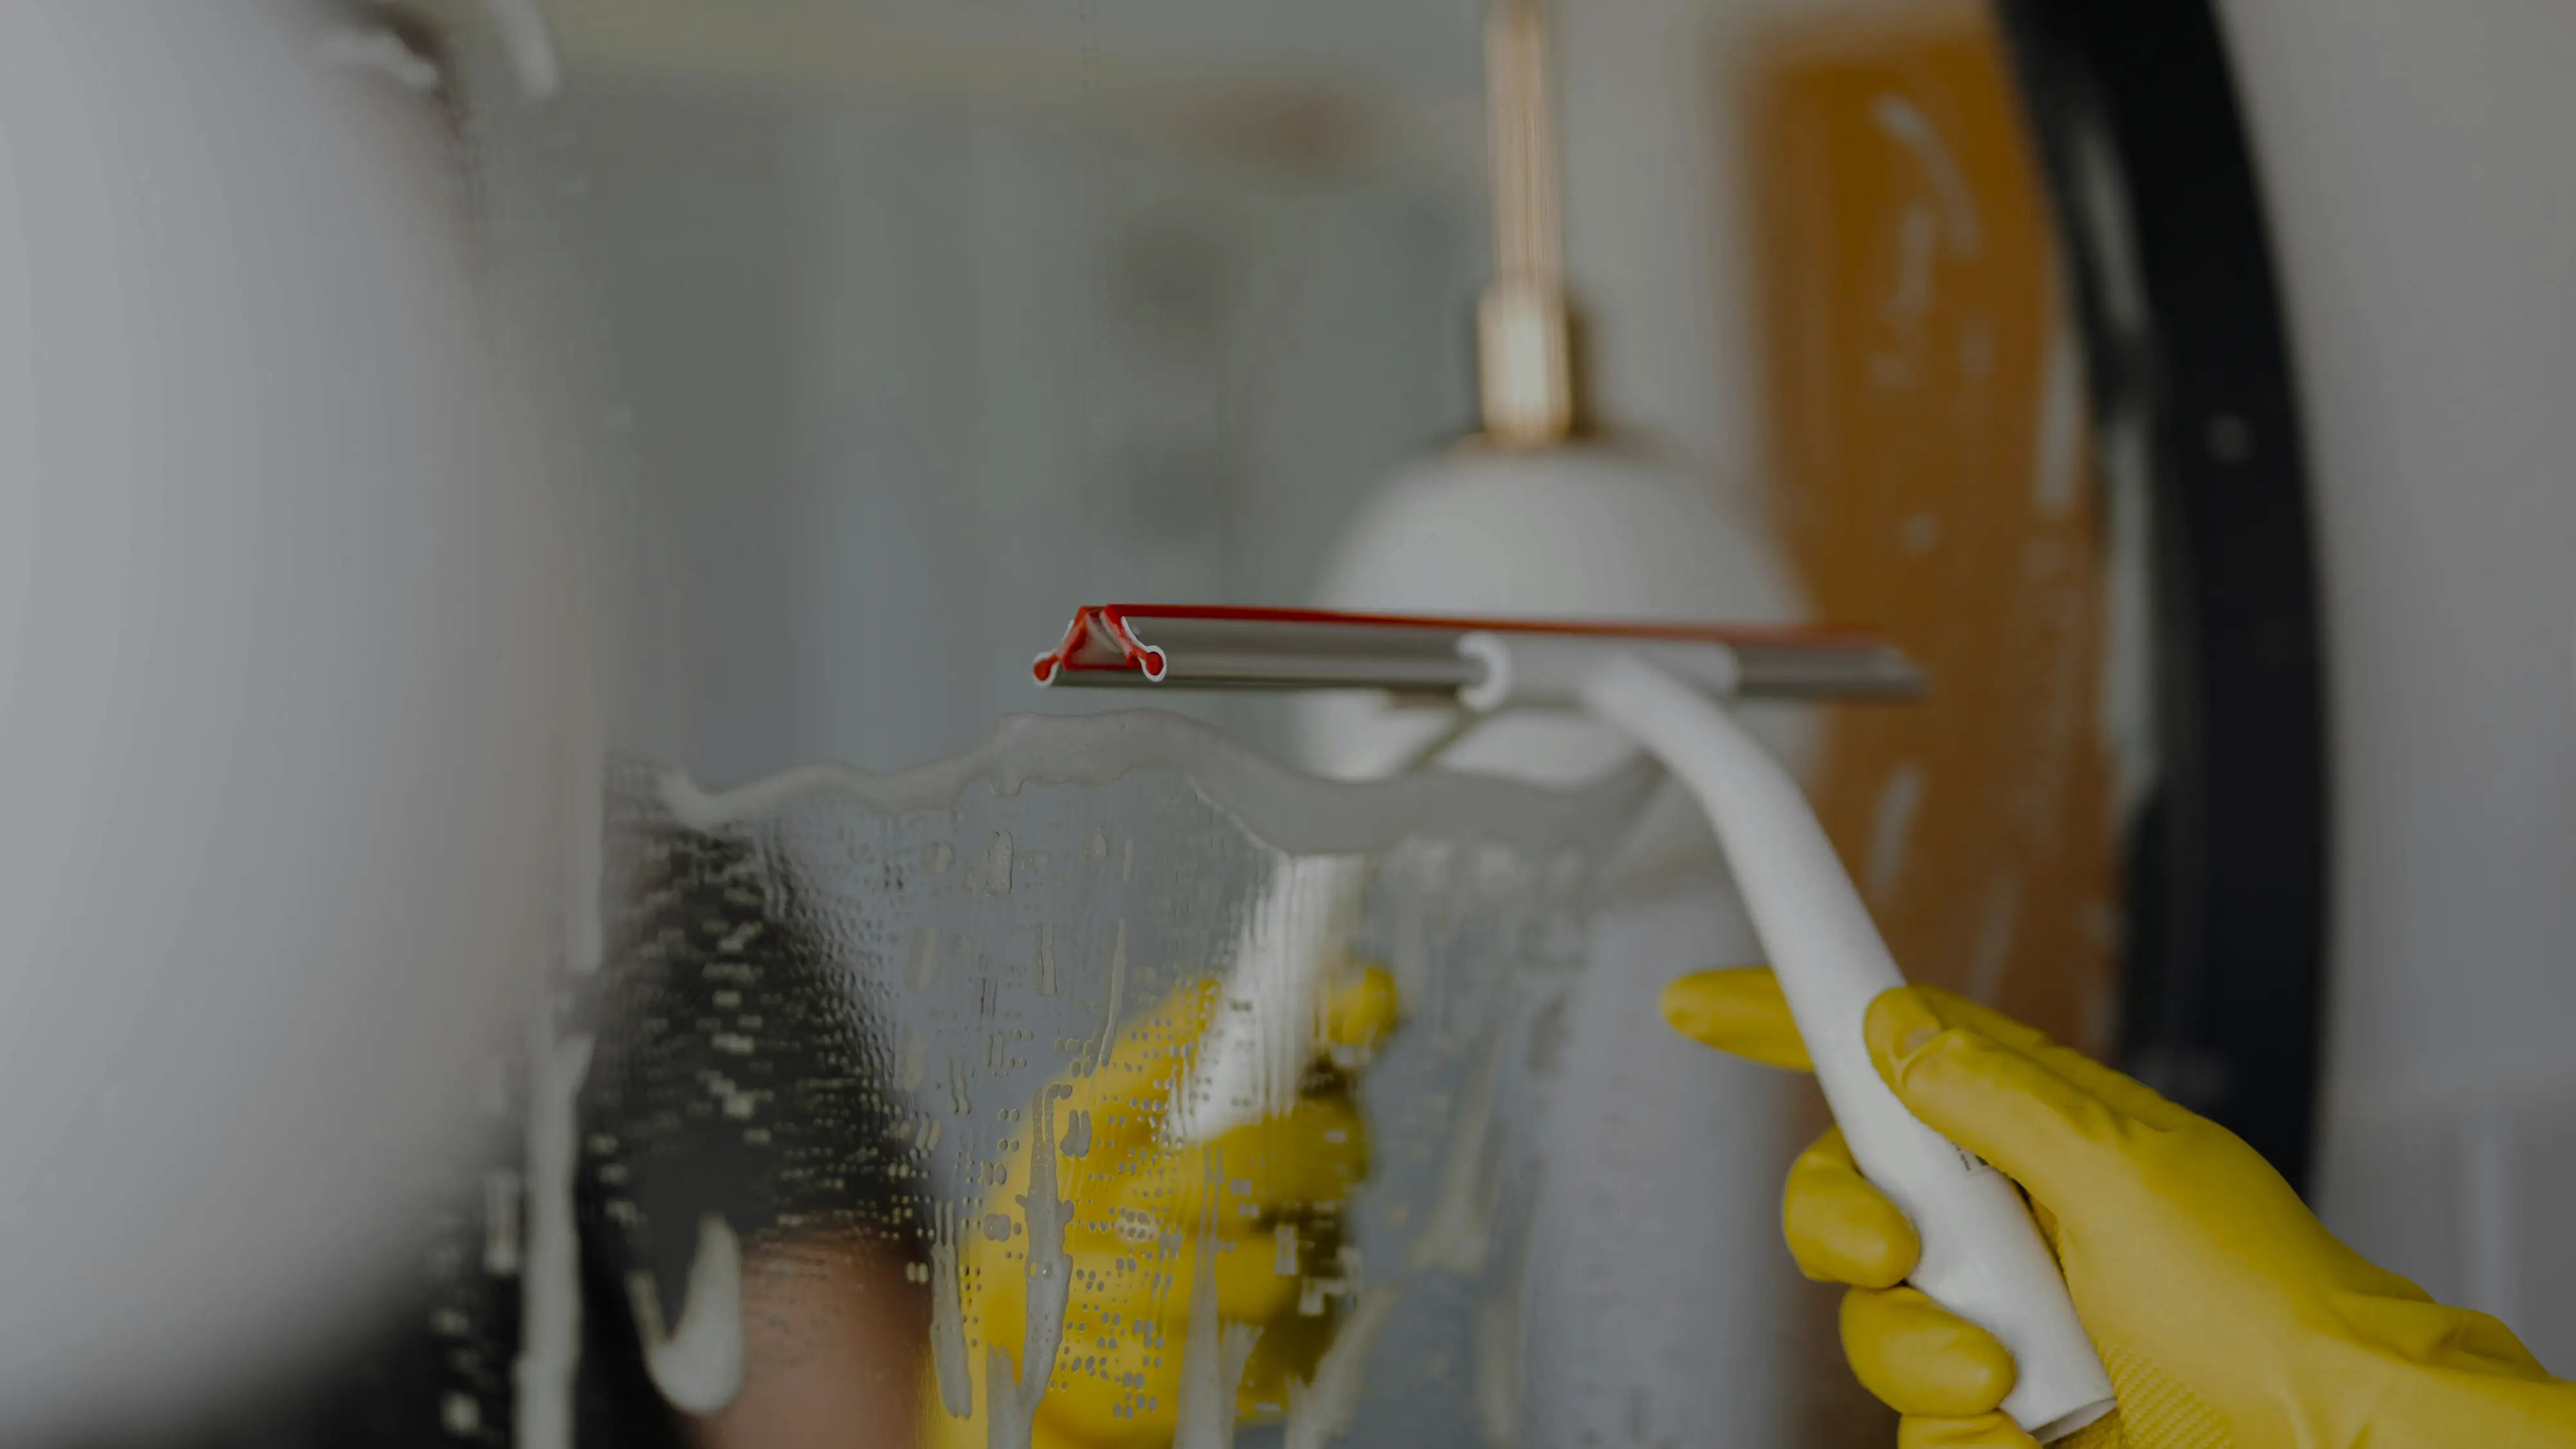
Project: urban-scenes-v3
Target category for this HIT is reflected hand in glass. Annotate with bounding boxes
[923,965,1397,1448]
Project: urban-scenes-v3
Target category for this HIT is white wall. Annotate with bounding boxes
[1558,0,1768,513]
[549,78,1485,783]
[2216,0,2576,1367]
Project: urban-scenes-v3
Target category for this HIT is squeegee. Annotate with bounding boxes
[1032,601,2117,1443]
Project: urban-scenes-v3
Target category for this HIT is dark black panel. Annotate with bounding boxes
[1991,0,2330,1191]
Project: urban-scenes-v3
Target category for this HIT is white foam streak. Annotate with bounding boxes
[986,1083,1074,1448]
[513,1029,593,1449]
[1175,1229,1263,1449]
[626,1214,746,1416]
[1284,1289,1399,1449]
[1409,1037,1503,1274]
[1170,854,1365,1142]
[929,1204,974,1421]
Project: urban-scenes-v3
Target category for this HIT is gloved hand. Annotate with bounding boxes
[1661,969,2576,1448]
[923,965,1397,1448]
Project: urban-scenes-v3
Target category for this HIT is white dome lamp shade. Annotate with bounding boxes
[1294,0,1814,802]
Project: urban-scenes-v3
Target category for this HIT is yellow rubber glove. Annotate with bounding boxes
[923,965,1397,1449]
[1662,969,2576,1449]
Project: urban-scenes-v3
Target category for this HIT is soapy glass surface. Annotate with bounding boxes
[583,712,1611,1447]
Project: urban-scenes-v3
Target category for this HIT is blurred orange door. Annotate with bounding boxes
[1741,10,2126,1439]
[1747,0,2121,1054]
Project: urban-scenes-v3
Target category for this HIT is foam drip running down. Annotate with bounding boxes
[518,695,609,1449]
[626,1214,748,1416]
[929,1204,974,1421]
[1409,1034,1506,1275]
[986,1083,1074,1449]
[513,1028,593,1449]
[1175,1218,1265,1449]
[1285,1289,1401,1449]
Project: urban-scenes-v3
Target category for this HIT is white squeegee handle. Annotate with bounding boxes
[1461,634,2117,1442]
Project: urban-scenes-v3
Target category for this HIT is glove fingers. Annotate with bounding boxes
[1658,971,2182,1135]
[1061,978,1224,1162]
[1897,1411,2043,1449]
[1906,987,2191,1131]
[1866,988,2126,1211]
[1785,1126,1919,1288]
[1841,1285,2019,1418]
[1321,963,1398,1056]
[1656,971,2188,1137]
[1106,1095,1370,1227]
[1063,964,1394,1171]
[1658,967,1812,1070]
[963,962,1382,1449]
